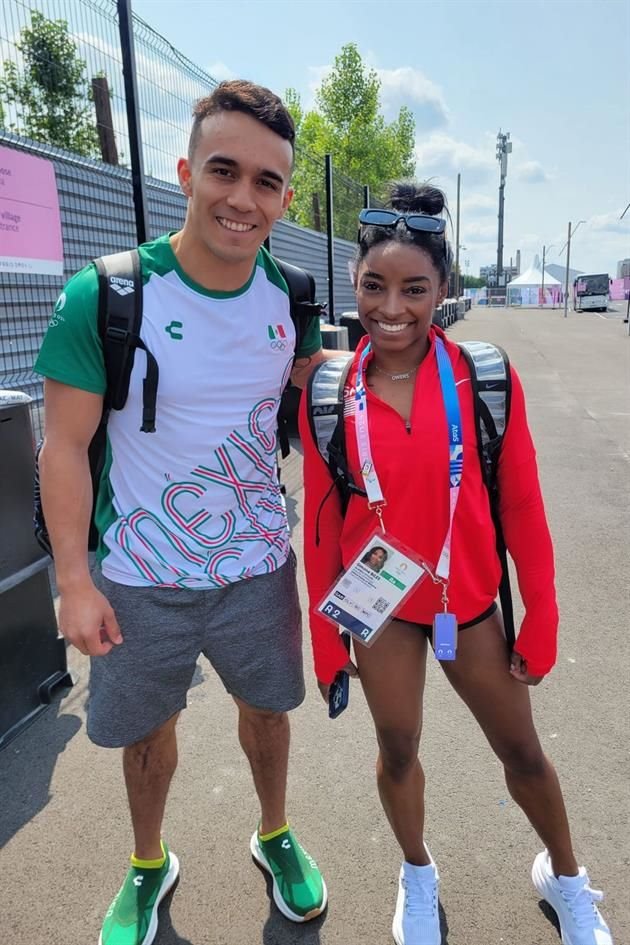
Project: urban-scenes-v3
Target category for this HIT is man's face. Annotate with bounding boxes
[177,110,294,265]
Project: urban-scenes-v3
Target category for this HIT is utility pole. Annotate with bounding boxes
[563,223,572,319]
[541,245,546,306]
[560,222,584,318]
[495,131,512,293]
[455,173,461,298]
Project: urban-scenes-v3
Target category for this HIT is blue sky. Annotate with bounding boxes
[132,0,630,278]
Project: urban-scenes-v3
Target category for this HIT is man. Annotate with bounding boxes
[36,80,328,945]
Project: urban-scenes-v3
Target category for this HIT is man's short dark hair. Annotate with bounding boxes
[188,80,295,161]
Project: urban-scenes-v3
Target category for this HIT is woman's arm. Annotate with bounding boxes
[298,391,355,684]
[497,367,559,677]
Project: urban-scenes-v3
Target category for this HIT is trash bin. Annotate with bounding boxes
[321,324,350,351]
[0,391,73,750]
[339,312,367,351]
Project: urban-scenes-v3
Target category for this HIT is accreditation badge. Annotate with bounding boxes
[317,531,432,647]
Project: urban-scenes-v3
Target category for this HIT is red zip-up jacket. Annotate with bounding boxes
[299,326,559,684]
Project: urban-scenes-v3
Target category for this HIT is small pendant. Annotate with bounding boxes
[390,372,411,381]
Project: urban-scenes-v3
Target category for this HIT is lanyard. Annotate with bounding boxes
[354,337,463,582]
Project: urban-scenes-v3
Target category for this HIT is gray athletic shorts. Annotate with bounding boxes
[87,551,304,748]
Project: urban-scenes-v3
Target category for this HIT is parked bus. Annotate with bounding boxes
[573,273,610,312]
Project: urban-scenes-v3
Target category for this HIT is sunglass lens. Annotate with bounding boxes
[359,209,398,226]
[406,215,446,233]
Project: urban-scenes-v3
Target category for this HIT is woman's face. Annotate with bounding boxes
[369,548,386,567]
[355,241,447,357]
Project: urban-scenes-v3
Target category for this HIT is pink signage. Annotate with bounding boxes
[0,145,63,276]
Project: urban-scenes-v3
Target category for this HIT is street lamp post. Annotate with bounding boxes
[560,221,585,318]
[540,243,555,307]
[458,244,467,297]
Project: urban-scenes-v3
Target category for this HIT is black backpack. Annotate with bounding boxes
[306,342,516,648]
[33,250,323,557]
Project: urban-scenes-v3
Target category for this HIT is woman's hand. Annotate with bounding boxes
[509,651,543,686]
[317,660,359,703]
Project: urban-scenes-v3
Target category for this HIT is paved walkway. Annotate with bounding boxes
[1,307,628,945]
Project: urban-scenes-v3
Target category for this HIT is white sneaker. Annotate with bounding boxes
[392,847,440,945]
[532,850,613,945]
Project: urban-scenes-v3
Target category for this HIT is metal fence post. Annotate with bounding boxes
[117,0,150,245]
[325,154,335,324]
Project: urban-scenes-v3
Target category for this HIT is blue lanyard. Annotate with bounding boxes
[355,336,463,579]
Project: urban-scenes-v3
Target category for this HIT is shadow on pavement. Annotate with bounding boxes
[439,900,450,943]
[0,695,81,848]
[256,863,324,945]
[537,899,562,939]
[153,880,194,945]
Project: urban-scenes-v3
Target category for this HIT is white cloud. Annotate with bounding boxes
[462,194,496,215]
[588,209,630,234]
[304,65,330,109]
[514,161,549,183]
[376,67,449,129]
[207,61,236,83]
[304,64,448,130]
[462,221,497,244]
[415,134,496,185]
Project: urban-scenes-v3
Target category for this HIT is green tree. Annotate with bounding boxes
[0,11,99,157]
[463,275,487,289]
[285,44,416,240]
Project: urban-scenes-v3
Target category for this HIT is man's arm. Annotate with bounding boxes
[290,348,343,389]
[39,378,122,656]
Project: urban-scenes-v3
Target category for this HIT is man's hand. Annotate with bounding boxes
[58,581,123,656]
[317,660,359,703]
[509,651,543,686]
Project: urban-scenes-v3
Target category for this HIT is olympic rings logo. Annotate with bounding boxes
[270,340,288,351]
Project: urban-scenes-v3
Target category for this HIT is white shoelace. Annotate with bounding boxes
[403,875,438,918]
[561,882,604,928]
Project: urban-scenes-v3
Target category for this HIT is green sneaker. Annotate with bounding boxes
[99,844,180,945]
[250,826,327,922]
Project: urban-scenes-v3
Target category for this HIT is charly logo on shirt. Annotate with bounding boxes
[267,324,287,351]
[165,320,184,340]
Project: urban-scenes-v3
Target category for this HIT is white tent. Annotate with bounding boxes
[507,256,563,307]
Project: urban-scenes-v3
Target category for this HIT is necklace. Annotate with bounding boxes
[372,363,419,382]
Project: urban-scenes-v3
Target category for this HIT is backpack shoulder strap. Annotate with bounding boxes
[273,256,325,359]
[458,340,515,648]
[94,250,158,432]
[306,354,366,513]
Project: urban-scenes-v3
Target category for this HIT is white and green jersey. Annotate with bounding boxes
[35,234,321,588]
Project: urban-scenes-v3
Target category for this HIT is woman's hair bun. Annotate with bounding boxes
[389,181,445,216]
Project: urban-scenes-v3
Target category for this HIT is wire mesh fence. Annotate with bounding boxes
[0,0,217,184]
[1,0,376,231]
[0,0,379,437]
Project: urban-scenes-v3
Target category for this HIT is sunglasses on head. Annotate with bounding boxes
[358,208,447,238]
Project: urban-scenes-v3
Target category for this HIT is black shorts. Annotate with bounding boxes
[395,602,498,637]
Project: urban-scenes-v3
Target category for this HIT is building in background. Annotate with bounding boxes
[479,262,519,286]
[617,258,630,278]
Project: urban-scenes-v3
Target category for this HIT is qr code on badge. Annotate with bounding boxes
[372,596,388,614]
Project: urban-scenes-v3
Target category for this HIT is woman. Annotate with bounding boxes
[361,545,388,573]
[299,182,612,945]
